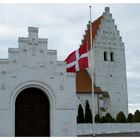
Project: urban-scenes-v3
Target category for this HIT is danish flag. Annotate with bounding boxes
[65,43,88,72]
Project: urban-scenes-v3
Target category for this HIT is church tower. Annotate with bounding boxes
[78,7,128,118]
[91,7,128,117]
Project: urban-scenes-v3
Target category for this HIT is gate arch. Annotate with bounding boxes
[15,87,50,136]
[10,81,55,136]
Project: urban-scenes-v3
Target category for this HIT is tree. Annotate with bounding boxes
[116,111,127,123]
[95,114,101,123]
[85,100,92,123]
[132,110,140,123]
[77,104,85,123]
[127,113,133,123]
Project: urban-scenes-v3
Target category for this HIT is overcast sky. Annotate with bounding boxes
[0,3,139,113]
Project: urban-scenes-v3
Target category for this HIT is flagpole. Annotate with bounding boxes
[89,6,95,136]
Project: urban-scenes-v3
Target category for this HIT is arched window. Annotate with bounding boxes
[40,50,44,67]
[12,60,17,78]
[49,61,54,78]
[23,49,27,66]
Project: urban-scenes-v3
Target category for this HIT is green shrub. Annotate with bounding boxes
[100,114,116,123]
[127,113,133,123]
[105,113,115,123]
[116,111,127,123]
[77,104,85,123]
[100,116,106,123]
[85,100,92,123]
[111,118,116,123]
[95,114,100,123]
[132,110,140,122]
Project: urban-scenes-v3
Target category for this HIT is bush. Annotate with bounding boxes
[85,100,92,123]
[111,118,116,123]
[132,110,140,122]
[77,104,85,123]
[127,113,133,123]
[100,116,106,123]
[116,111,127,123]
[95,114,100,123]
[105,113,115,123]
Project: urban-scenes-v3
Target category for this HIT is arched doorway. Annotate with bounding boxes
[15,87,50,136]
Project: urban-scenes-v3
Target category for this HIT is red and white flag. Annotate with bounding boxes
[65,43,88,72]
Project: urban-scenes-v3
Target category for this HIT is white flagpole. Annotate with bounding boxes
[89,6,95,136]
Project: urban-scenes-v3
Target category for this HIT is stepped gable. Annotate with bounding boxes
[81,15,103,50]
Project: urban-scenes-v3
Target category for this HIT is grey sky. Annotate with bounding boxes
[0,3,139,113]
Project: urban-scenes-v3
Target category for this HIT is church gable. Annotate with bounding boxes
[0,27,77,136]
[0,27,76,110]
[95,7,124,49]
[81,7,124,51]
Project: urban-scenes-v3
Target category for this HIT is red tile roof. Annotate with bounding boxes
[76,69,103,94]
[81,16,103,50]
[76,16,103,94]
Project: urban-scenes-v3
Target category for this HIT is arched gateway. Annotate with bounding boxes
[15,88,50,136]
[0,27,76,136]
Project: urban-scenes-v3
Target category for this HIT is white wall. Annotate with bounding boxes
[77,123,140,135]
[0,27,77,136]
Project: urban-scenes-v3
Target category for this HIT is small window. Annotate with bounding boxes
[104,52,107,61]
[110,52,114,62]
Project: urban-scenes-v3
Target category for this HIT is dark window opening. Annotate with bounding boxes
[110,52,114,62]
[104,52,107,61]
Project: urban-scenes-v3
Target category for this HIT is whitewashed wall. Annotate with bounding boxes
[77,123,140,135]
[0,27,77,137]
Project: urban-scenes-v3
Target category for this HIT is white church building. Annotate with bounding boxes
[0,7,128,136]
[76,7,128,118]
